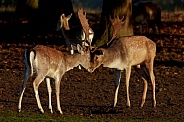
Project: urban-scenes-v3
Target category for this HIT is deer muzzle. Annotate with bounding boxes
[88,67,95,73]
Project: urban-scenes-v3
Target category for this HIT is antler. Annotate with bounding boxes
[78,7,92,49]
[107,16,125,46]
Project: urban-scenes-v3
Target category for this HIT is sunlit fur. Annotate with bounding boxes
[90,36,156,108]
[18,45,91,114]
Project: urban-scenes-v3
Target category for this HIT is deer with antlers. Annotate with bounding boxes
[89,16,156,108]
[18,44,91,114]
[57,7,94,54]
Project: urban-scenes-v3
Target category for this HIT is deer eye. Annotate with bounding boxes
[95,56,98,60]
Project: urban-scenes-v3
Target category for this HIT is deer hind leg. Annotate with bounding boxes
[146,59,156,107]
[157,23,161,38]
[45,78,53,113]
[113,69,121,107]
[139,24,143,34]
[18,67,30,112]
[18,62,30,112]
[134,65,149,107]
[33,74,46,113]
[55,74,63,114]
[125,66,132,107]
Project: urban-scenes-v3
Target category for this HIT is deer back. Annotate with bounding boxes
[90,36,156,71]
[31,45,65,73]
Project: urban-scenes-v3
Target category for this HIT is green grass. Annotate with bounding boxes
[0,110,178,122]
[0,110,109,122]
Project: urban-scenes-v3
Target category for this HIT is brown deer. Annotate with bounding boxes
[18,44,91,114]
[132,1,161,36]
[57,8,94,54]
[89,16,156,108]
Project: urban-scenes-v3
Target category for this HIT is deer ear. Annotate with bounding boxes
[61,14,65,19]
[67,13,72,20]
[121,20,126,25]
[95,49,104,55]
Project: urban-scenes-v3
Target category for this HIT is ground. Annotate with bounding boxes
[0,14,184,121]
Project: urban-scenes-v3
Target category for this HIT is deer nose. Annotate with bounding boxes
[64,26,70,30]
[88,67,94,73]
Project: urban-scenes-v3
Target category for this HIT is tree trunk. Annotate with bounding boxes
[35,0,78,33]
[93,0,133,47]
[16,0,79,33]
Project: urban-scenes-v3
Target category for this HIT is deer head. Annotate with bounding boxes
[59,13,72,31]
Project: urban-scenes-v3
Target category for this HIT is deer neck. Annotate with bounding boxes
[101,47,123,69]
[65,53,82,71]
[102,48,115,63]
[61,27,70,40]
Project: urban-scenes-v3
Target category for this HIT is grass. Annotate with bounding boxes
[0,110,108,122]
[0,110,177,122]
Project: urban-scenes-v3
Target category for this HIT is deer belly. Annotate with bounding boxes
[46,67,62,78]
[131,51,147,65]
[104,59,126,70]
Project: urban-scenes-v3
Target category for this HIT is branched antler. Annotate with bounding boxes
[78,7,92,49]
[78,7,89,40]
[107,16,125,46]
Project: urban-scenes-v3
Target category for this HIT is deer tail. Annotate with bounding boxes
[20,50,35,93]
[18,50,36,111]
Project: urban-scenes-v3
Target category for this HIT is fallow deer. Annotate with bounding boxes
[18,44,91,114]
[89,16,156,108]
[57,8,94,54]
[132,1,161,36]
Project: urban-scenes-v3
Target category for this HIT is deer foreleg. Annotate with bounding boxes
[55,75,63,114]
[113,69,121,107]
[65,39,74,54]
[125,66,131,107]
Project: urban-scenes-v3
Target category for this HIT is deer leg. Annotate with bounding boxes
[113,69,121,107]
[139,24,143,34]
[158,23,161,38]
[55,75,63,114]
[18,62,30,112]
[134,65,148,107]
[125,66,131,107]
[151,23,156,37]
[146,23,149,34]
[33,75,45,113]
[45,78,53,113]
[146,60,156,107]
[65,39,74,54]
